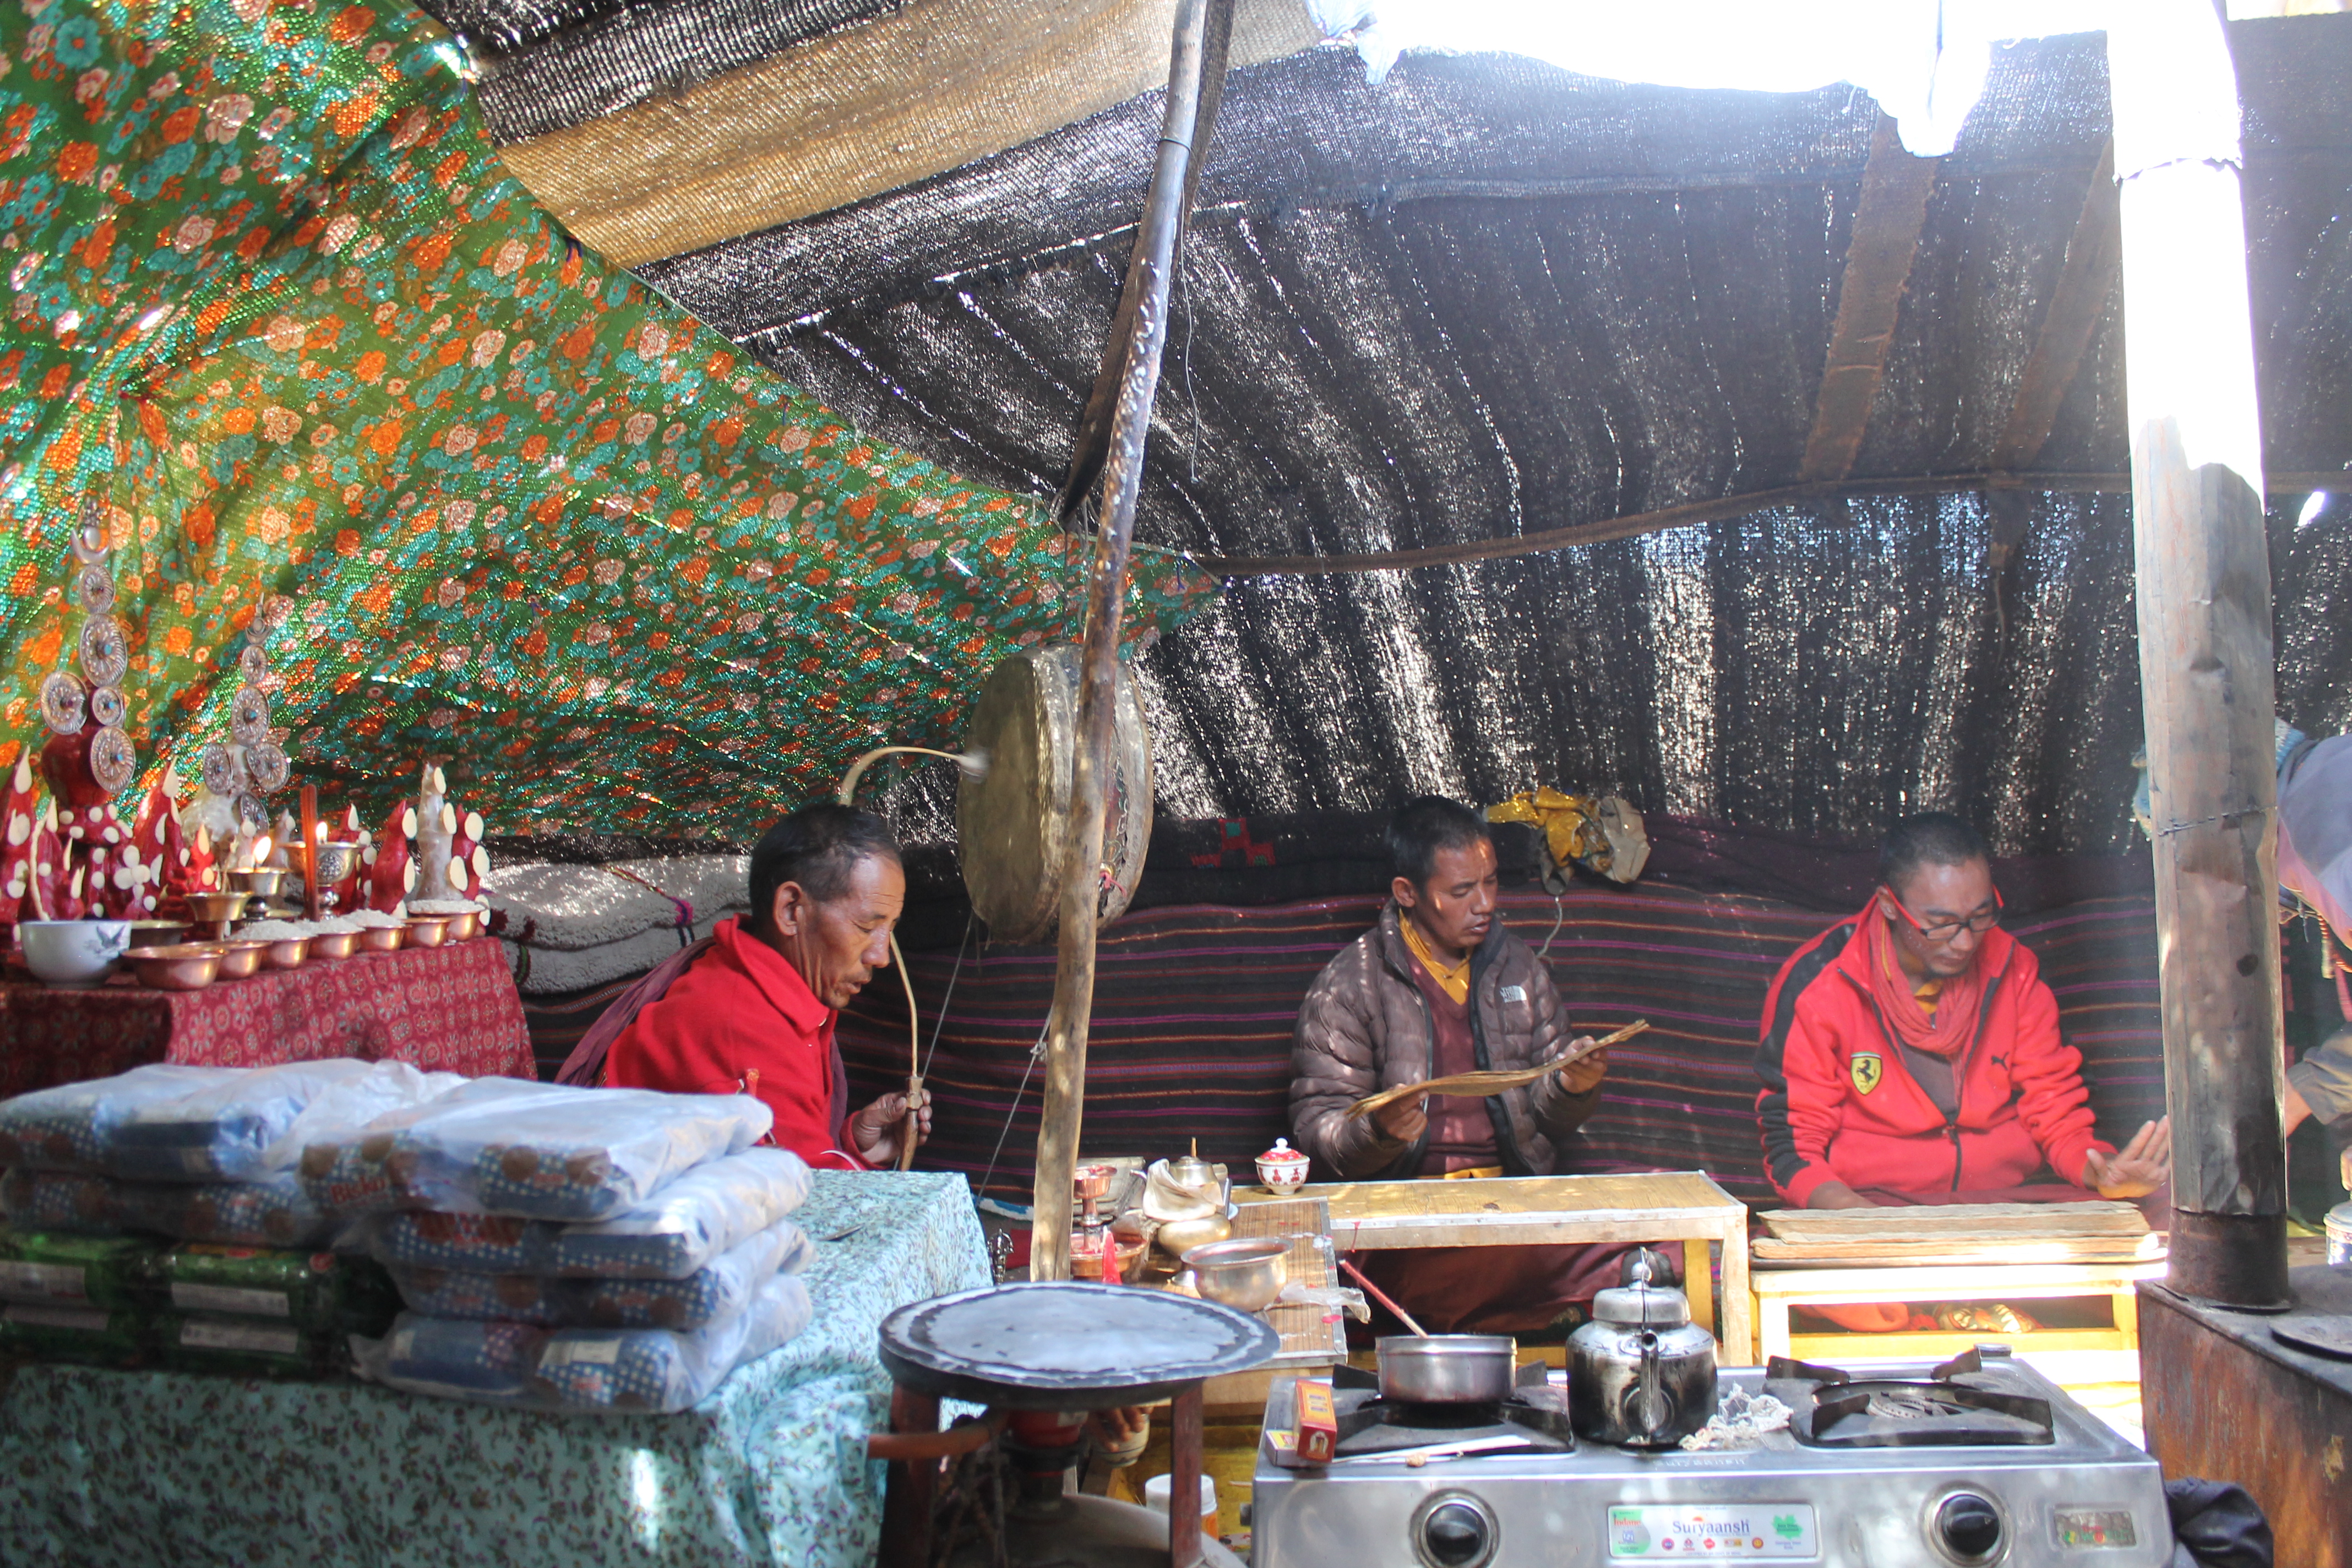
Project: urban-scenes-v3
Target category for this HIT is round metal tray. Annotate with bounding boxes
[877,1280,1279,1409]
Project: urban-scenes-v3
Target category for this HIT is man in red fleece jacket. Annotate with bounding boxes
[1755,813,2169,1210]
[605,804,928,1172]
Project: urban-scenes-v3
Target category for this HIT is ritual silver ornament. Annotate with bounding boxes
[230,686,271,747]
[233,791,269,834]
[238,645,270,685]
[89,726,136,794]
[40,670,88,736]
[199,741,241,797]
[69,519,108,565]
[88,684,127,728]
[75,564,115,615]
[78,615,129,687]
[243,739,290,793]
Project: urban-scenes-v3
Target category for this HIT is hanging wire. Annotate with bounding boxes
[1180,247,1201,487]
[920,911,976,1080]
[976,1023,1052,1199]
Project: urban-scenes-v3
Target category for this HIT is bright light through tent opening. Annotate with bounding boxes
[2298,491,2328,530]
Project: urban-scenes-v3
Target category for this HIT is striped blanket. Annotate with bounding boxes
[831,886,2164,1208]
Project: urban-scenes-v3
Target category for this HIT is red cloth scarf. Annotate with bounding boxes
[1859,899,1991,1059]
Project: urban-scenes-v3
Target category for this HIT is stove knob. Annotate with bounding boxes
[1417,1496,1496,1568]
[1935,1493,2003,1561]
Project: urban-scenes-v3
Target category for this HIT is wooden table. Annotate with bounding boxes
[1237,1170,1753,1364]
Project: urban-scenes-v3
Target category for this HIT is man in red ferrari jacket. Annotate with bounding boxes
[603,804,928,1172]
[1755,813,2169,1210]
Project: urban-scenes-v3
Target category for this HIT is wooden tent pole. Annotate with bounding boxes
[1029,0,1212,1281]
[2109,0,2289,1308]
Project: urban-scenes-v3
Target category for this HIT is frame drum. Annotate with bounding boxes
[956,645,1152,944]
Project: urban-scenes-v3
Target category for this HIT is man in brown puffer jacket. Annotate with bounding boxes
[1288,795,1620,1332]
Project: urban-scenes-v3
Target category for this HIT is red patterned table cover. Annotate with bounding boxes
[0,937,535,1096]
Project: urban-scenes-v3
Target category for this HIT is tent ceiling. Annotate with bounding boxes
[434,4,2352,852]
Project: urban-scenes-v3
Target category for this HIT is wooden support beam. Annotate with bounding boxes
[491,0,1324,269]
[1029,0,1208,1281]
[1799,117,1941,482]
[2110,0,2288,1309]
[1193,468,2349,578]
[1993,141,2121,472]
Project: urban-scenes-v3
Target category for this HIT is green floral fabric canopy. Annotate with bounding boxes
[0,0,1211,831]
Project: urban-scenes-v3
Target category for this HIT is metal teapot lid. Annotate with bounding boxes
[1590,1257,1691,1329]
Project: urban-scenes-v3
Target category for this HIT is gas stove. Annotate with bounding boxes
[1251,1350,2168,1566]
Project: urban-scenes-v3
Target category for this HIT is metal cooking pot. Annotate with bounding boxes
[1567,1261,1717,1447]
[1180,1237,1288,1313]
[1376,1334,1518,1404]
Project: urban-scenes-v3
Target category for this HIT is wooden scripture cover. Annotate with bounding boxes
[957,645,1153,944]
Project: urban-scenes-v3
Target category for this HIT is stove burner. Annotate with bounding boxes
[1768,1346,2056,1449]
[1326,1376,1576,1460]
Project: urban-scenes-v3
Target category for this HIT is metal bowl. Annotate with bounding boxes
[227,868,287,900]
[442,909,482,940]
[211,940,269,979]
[126,920,190,950]
[403,916,450,949]
[1179,1236,1289,1314]
[257,935,309,970]
[1152,1213,1231,1259]
[125,943,223,993]
[308,929,361,961]
[354,923,406,954]
[1375,1334,1520,1405]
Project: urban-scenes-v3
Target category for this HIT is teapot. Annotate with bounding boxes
[1567,1256,1718,1447]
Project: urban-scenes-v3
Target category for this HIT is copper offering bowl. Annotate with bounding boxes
[126,920,190,950]
[442,909,482,941]
[125,943,224,993]
[404,916,450,949]
[308,929,361,961]
[257,935,310,970]
[354,923,406,954]
[227,868,287,900]
[184,891,251,939]
[211,940,269,979]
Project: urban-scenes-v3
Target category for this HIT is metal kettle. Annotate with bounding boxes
[1567,1258,1719,1447]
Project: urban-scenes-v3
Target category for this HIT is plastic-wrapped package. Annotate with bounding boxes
[0,1228,162,1310]
[388,1219,810,1330]
[130,1174,336,1249]
[0,1301,147,1366]
[527,1272,812,1412]
[1,1170,336,1248]
[0,1066,244,1174]
[297,1077,557,1216]
[366,1147,812,1278]
[153,1313,338,1378]
[146,1244,399,1336]
[379,1085,771,1221]
[109,1060,466,1183]
[368,1271,812,1413]
[0,1169,135,1234]
[381,1316,550,1401]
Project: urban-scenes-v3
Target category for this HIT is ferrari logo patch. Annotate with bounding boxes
[1850,1053,1883,1095]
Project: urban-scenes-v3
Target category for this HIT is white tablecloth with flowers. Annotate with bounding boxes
[0,1170,988,1568]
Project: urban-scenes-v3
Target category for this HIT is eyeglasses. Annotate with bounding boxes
[1883,885,2003,944]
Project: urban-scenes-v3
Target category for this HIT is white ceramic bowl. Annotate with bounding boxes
[20,920,132,985]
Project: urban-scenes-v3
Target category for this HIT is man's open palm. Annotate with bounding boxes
[2081,1115,2170,1199]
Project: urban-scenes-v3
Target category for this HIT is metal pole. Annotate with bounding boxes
[1028,0,1210,1280]
[2109,0,2289,1308]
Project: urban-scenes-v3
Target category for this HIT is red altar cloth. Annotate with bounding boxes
[0,937,535,1097]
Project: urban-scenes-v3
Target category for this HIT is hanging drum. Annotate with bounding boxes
[956,644,1152,946]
